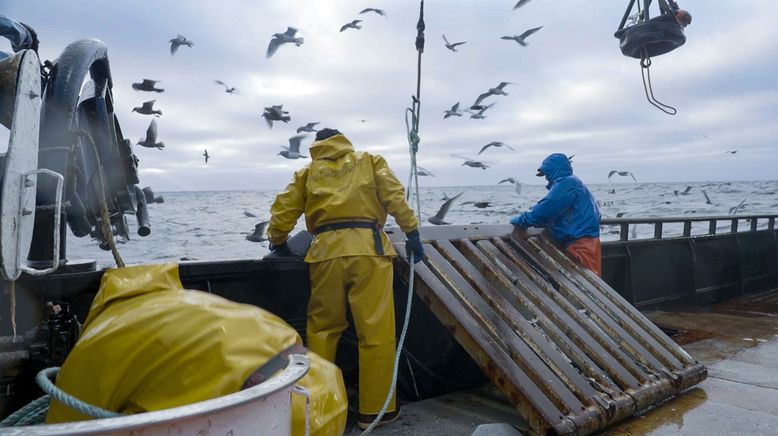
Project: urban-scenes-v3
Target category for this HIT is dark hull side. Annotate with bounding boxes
[1,226,777,419]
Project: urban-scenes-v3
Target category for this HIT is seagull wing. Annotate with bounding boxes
[142,79,158,86]
[628,172,637,182]
[288,134,306,153]
[284,27,298,37]
[702,190,712,204]
[339,23,350,32]
[214,80,228,90]
[267,37,282,58]
[500,35,517,41]
[498,178,513,184]
[146,119,158,143]
[432,192,464,221]
[473,91,493,108]
[170,41,180,55]
[442,34,450,45]
[514,0,533,10]
[496,82,513,90]
[451,102,460,111]
[519,26,543,39]
[359,8,375,14]
[450,42,466,48]
[256,221,269,236]
[478,143,492,155]
[505,143,515,151]
[608,170,617,180]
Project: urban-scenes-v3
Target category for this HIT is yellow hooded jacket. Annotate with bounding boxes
[268,134,419,263]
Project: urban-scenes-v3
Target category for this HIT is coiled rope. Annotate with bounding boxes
[361,1,425,434]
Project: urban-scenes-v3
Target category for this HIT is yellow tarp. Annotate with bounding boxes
[46,262,346,435]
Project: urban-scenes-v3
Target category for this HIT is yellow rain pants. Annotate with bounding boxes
[308,256,396,415]
[46,263,347,436]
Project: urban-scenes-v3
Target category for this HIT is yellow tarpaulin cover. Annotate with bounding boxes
[46,262,346,435]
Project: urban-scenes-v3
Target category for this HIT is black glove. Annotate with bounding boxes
[269,242,293,257]
[404,230,424,264]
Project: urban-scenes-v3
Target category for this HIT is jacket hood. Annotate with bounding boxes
[539,153,573,188]
[309,134,354,160]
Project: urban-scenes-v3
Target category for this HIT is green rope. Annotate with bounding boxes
[0,395,49,427]
[36,367,122,420]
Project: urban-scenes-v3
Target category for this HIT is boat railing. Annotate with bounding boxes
[601,213,778,241]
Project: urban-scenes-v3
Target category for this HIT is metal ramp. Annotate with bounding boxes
[388,225,707,435]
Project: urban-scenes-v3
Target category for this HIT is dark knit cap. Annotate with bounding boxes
[315,128,341,141]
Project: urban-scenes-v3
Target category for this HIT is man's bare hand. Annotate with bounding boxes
[512,226,528,239]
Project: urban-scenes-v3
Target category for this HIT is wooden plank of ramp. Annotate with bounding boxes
[388,225,708,435]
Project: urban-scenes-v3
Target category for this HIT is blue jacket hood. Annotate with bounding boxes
[539,153,573,189]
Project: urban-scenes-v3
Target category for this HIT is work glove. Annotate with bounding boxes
[269,242,293,257]
[404,230,425,264]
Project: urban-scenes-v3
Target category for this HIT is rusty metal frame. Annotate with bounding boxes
[389,225,707,435]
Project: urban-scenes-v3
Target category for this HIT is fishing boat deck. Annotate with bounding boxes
[348,288,778,435]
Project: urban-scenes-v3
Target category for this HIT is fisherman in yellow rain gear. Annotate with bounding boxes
[268,128,425,429]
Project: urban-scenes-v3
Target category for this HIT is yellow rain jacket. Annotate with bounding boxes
[46,263,347,436]
[268,134,419,262]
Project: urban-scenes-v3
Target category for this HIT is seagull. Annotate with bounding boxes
[442,34,467,52]
[444,102,463,119]
[203,149,209,164]
[278,135,308,159]
[729,198,747,215]
[725,150,738,154]
[359,8,386,16]
[243,210,257,218]
[340,20,362,32]
[267,27,304,58]
[473,202,493,209]
[214,80,238,94]
[461,159,489,170]
[498,178,516,184]
[137,119,164,150]
[416,166,434,176]
[513,0,534,10]
[262,105,291,129]
[296,122,320,133]
[132,79,164,93]
[169,34,194,55]
[472,82,514,109]
[428,192,464,225]
[702,190,713,205]
[567,154,576,162]
[478,141,514,155]
[246,221,269,243]
[501,26,543,47]
[466,102,496,119]
[608,170,637,182]
[132,100,162,116]
[674,186,693,196]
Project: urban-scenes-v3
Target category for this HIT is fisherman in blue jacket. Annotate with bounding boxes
[509,153,603,276]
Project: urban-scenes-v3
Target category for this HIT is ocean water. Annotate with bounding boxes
[67,180,778,267]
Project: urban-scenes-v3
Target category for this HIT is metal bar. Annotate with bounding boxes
[683,221,692,237]
[654,222,663,239]
[618,0,638,30]
[709,220,717,235]
[751,218,758,232]
[770,217,775,231]
[620,223,629,241]
[731,219,739,233]
[600,213,778,225]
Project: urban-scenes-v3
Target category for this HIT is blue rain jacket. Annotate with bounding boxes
[510,153,600,247]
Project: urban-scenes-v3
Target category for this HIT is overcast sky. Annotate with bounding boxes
[3,0,777,191]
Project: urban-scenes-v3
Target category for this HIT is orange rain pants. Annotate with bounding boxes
[307,256,396,415]
[565,236,602,277]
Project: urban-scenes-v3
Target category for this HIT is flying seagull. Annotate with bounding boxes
[472,82,514,109]
[137,119,164,150]
[478,141,514,155]
[203,149,209,164]
[296,122,320,133]
[132,100,162,117]
[444,102,464,119]
[725,150,738,154]
[243,210,257,218]
[455,155,490,169]
[442,34,467,52]
[513,0,534,10]
[169,34,194,55]
[702,190,713,205]
[428,192,464,225]
[359,8,386,16]
[674,186,693,196]
[466,102,496,119]
[279,135,308,159]
[262,105,291,129]
[498,178,516,184]
[473,202,493,209]
[267,27,304,58]
[132,79,164,93]
[729,198,747,215]
[214,80,237,94]
[340,20,362,32]
[246,221,269,243]
[416,166,434,177]
[501,26,543,47]
[608,170,637,182]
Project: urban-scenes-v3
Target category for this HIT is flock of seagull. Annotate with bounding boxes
[124,1,748,241]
